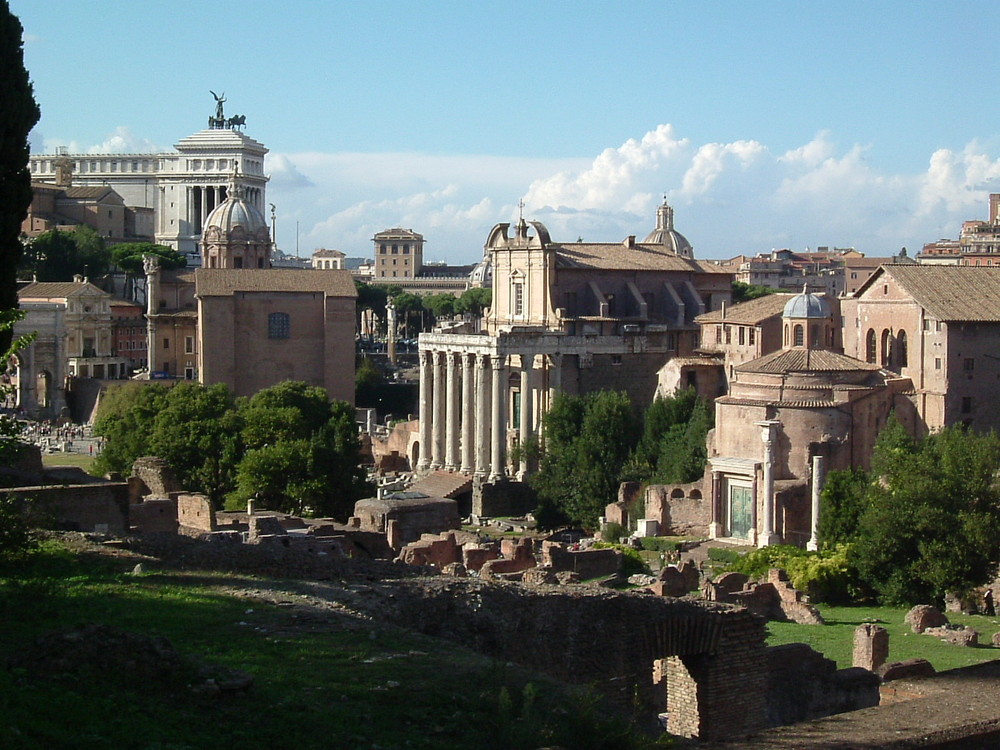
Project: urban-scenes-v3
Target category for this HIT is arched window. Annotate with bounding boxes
[866,329,877,363]
[897,330,908,368]
[783,324,789,346]
[880,329,892,367]
[268,312,290,339]
[793,324,804,347]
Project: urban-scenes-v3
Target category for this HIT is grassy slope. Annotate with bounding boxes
[767,604,1000,672]
[0,541,661,750]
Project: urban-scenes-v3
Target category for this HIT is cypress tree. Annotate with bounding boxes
[0,1,40,351]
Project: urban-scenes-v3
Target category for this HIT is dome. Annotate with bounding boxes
[783,285,830,319]
[204,180,267,236]
[642,198,693,258]
[469,257,492,287]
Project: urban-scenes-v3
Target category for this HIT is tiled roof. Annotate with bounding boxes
[736,348,879,374]
[553,243,707,272]
[18,281,106,299]
[62,186,117,200]
[879,266,1000,321]
[195,268,357,297]
[697,293,795,324]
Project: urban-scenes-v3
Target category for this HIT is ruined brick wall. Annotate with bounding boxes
[472,478,536,518]
[541,542,621,580]
[377,582,769,740]
[645,481,709,536]
[130,456,182,498]
[6,482,130,533]
[177,494,216,532]
[765,643,880,726]
[129,498,178,534]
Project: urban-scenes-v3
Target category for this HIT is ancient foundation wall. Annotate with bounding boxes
[6,482,130,534]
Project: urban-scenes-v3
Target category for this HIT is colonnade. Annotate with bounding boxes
[187,184,265,234]
[417,348,560,480]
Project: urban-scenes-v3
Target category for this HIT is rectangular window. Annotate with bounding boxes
[163,337,169,349]
[724,325,731,345]
[514,283,524,315]
[738,326,745,346]
[964,358,975,372]
[185,336,194,354]
[612,354,622,366]
[268,312,290,339]
[935,357,942,370]
[749,327,756,345]
[962,396,974,414]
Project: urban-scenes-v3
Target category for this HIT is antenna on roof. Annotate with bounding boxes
[517,199,525,223]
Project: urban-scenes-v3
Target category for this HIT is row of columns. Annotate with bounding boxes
[418,349,560,481]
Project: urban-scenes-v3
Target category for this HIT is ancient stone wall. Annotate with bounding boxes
[645,481,709,536]
[472,477,537,518]
[541,542,621,580]
[129,456,182,499]
[129,498,178,534]
[6,482,130,533]
[177,494,216,532]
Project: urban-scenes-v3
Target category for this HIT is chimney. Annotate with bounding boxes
[624,235,636,248]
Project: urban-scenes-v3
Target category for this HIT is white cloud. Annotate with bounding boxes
[42,126,160,155]
[38,124,1000,263]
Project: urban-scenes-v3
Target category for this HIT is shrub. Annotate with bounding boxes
[600,522,625,543]
[724,543,863,604]
[0,494,35,560]
[707,546,744,565]
[638,537,681,553]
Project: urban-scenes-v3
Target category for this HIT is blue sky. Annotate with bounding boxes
[13,1,1000,263]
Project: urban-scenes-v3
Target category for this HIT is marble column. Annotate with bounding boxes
[489,354,506,481]
[757,420,781,547]
[417,350,432,470]
[460,353,475,474]
[518,354,533,478]
[475,354,491,477]
[444,352,459,471]
[431,351,445,469]
[807,454,825,551]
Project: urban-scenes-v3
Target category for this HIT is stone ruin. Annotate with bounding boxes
[905,604,979,647]
[703,569,824,625]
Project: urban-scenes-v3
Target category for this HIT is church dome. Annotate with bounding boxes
[783,285,830,319]
[642,198,694,258]
[204,180,267,236]
[469,257,492,287]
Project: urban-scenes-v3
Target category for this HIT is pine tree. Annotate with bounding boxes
[0,1,40,351]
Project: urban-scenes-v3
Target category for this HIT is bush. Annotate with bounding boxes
[707,546,744,565]
[638,537,681,553]
[0,494,35,560]
[724,544,863,604]
[600,522,625,543]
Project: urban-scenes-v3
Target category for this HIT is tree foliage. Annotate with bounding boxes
[846,419,1000,605]
[531,391,639,529]
[93,380,371,518]
[111,242,187,273]
[732,281,778,304]
[0,0,39,351]
[21,226,111,281]
[456,287,491,317]
[622,388,712,485]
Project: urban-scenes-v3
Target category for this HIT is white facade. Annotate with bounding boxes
[30,122,268,265]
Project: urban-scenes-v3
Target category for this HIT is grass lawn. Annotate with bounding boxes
[766,604,1000,672]
[0,539,661,750]
[40,452,96,473]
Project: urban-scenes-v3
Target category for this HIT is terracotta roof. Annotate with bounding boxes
[736,348,880,374]
[61,186,119,201]
[195,268,357,298]
[697,293,795,324]
[553,243,705,272]
[18,281,107,300]
[874,266,1000,321]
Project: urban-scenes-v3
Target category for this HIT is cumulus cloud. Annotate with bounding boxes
[42,126,160,155]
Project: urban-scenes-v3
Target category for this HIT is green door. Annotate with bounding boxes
[729,485,753,540]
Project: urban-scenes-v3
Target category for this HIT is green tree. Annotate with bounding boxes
[818,468,871,548]
[21,226,111,281]
[148,383,241,506]
[732,281,778,304]
[531,390,639,529]
[355,281,389,335]
[456,287,492,317]
[92,382,170,476]
[852,424,1000,605]
[0,1,39,352]
[423,292,457,320]
[621,388,710,484]
[232,382,371,518]
[392,292,425,337]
